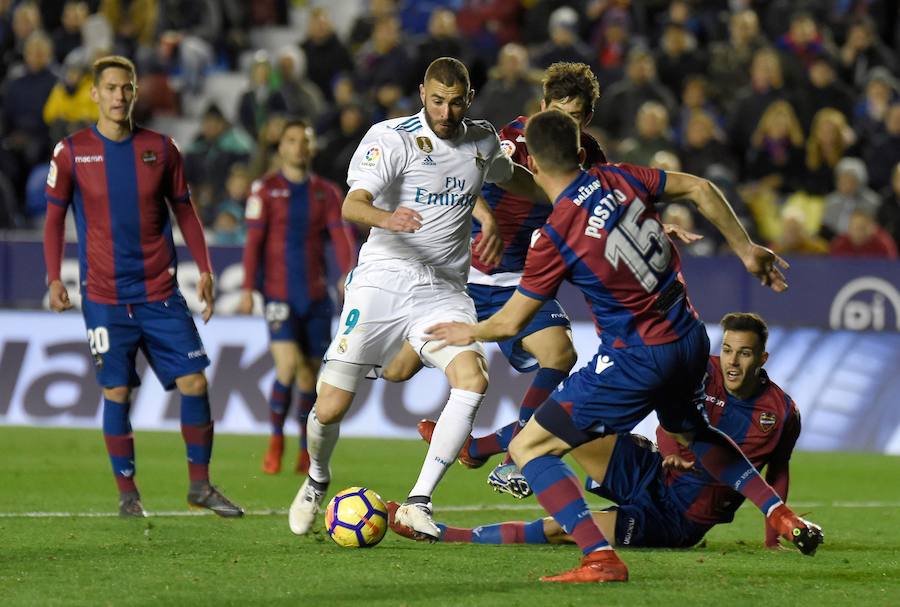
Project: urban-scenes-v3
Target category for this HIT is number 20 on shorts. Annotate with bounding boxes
[87,327,110,355]
[343,309,360,334]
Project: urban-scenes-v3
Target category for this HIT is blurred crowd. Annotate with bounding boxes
[1,0,899,259]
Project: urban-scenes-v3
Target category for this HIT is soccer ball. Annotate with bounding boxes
[325,487,389,548]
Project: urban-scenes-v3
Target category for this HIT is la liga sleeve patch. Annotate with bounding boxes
[359,145,382,169]
[245,194,262,220]
[47,160,58,188]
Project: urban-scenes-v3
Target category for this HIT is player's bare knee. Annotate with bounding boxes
[272,353,299,385]
[176,373,207,396]
[313,393,351,425]
[536,347,577,374]
[294,359,318,392]
[103,386,131,403]
[448,361,488,393]
[445,352,488,393]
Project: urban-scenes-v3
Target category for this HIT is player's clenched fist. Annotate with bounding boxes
[48,280,74,312]
[382,207,423,233]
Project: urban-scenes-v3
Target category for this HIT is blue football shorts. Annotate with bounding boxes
[537,321,711,440]
[468,283,571,373]
[264,297,333,359]
[81,289,210,390]
[585,433,710,548]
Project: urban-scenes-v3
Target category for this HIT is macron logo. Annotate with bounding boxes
[595,355,614,374]
[75,155,104,164]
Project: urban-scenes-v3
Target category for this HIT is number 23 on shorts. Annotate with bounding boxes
[343,309,360,334]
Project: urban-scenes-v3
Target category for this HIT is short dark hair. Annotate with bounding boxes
[280,118,310,141]
[542,62,601,114]
[720,312,768,350]
[92,55,136,84]
[524,109,581,173]
[424,57,470,91]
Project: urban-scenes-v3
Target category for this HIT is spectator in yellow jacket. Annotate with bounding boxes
[43,51,99,142]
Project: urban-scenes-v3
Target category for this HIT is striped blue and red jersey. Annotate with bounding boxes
[657,356,800,535]
[43,126,211,304]
[241,171,357,307]
[471,115,606,283]
[517,164,699,347]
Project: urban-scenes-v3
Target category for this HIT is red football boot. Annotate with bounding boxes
[386,500,418,541]
[262,435,284,475]
[540,550,629,583]
[416,419,487,469]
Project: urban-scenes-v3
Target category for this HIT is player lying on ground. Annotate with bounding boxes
[398,313,809,551]
[426,110,822,582]
[238,120,356,475]
[43,55,242,517]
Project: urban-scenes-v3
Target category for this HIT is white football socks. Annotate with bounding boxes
[306,407,340,485]
[408,388,484,500]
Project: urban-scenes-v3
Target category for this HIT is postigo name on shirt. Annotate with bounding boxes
[578,183,629,239]
[414,176,478,207]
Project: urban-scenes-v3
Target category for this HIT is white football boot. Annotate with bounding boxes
[394,502,441,542]
[289,477,328,535]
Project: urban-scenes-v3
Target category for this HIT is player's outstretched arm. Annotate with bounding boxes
[663,171,789,292]
[763,407,800,548]
[342,188,422,232]
[427,291,543,347]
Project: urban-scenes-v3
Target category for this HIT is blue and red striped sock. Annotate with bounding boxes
[522,455,610,555]
[503,367,568,464]
[690,426,783,516]
[438,518,548,544]
[102,398,137,493]
[297,391,315,450]
[181,393,213,482]
[468,421,515,460]
[269,380,292,436]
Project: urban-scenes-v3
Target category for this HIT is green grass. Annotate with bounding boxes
[1,427,898,606]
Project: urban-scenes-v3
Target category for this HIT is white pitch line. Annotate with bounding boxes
[0,501,897,519]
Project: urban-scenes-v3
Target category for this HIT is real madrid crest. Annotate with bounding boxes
[337,337,348,354]
[758,412,777,433]
[416,136,433,154]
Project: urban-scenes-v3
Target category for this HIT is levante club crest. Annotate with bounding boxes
[758,412,777,433]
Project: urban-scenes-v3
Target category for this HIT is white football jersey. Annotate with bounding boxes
[347,109,514,285]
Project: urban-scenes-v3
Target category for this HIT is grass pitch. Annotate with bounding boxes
[1,426,898,606]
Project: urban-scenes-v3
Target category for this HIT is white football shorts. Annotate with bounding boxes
[324,261,484,372]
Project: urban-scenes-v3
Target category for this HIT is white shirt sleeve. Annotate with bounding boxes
[346,125,407,200]
[484,130,514,184]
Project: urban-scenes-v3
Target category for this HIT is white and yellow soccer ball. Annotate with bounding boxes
[324,487,389,548]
